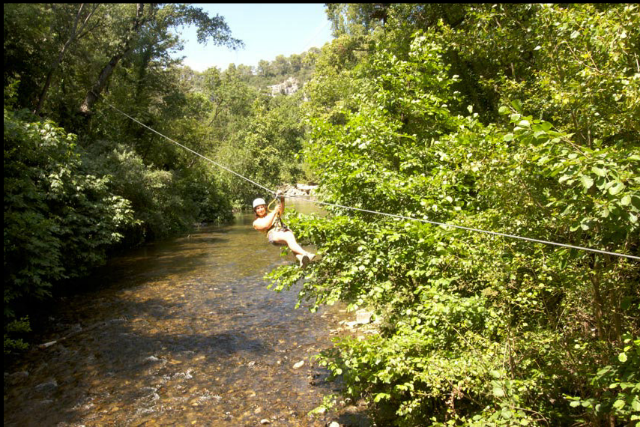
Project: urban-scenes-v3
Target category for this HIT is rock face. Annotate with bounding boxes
[267,77,300,96]
[280,183,318,198]
[355,310,373,324]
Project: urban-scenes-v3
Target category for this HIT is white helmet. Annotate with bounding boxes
[252,198,267,209]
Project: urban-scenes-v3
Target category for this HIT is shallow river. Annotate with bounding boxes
[4,201,371,426]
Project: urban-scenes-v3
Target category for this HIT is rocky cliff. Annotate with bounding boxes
[267,77,300,96]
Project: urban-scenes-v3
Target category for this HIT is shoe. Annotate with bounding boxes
[295,254,304,266]
[300,254,310,268]
[306,253,316,263]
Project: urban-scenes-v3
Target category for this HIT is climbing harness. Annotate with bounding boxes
[101,101,640,261]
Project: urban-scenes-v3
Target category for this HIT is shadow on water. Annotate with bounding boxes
[4,200,373,426]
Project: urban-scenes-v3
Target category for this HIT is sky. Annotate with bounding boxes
[172,4,334,72]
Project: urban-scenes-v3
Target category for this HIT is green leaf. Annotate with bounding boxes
[613,400,625,409]
[618,352,627,363]
[580,175,594,189]
[374,392,391,402]
[609,182,625,195]
[621,195,631,206]
[511,99,523,113]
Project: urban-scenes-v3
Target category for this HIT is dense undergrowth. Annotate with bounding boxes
[267,4,640,426]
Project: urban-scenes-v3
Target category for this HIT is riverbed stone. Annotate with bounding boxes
[356,310,373,324]
[35,379,58,394]
[143,355,163,364]
[5,371,29,384]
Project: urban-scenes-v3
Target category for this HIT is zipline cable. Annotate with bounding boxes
[102,101,640,261]
[103,101,275,195]
[283,193,640,260]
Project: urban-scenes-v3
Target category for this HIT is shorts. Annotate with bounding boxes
[268,227,291,246]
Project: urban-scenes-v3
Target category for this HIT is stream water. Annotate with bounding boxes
[4,201,372,426]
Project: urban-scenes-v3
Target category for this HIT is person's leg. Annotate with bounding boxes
[270,230,310,257]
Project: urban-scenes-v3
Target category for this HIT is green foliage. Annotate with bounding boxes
[266,13,640,425]
[4,317,31,355]
[199,65,310,205]
[302,34,372,125]
[4,4,245,356]
[4,109,136,351]
[3,3,54,110]
[433,3,640,148]
[326,4,389,38]
[567,335,640,424]
[84,89,233,242]
[83,141,192,243]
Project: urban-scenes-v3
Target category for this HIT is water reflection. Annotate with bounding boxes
[4,200,369,426]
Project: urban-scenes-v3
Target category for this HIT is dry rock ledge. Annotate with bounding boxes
[278,183,318,199]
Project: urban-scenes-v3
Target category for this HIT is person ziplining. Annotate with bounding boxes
[253,192,316,267]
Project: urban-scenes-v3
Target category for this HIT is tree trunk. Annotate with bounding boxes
[35,50,67,115]
[35,4,97,115]
[79,3,145,115]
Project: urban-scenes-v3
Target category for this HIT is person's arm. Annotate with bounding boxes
[278,193,285,215]
[253,210,278,231]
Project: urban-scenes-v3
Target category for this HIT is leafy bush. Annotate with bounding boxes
[267,28,639,425]
[567,335,640,425]
[4,109,135,353]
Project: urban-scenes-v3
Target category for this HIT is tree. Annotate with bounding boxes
[4,109,136,353]
[272,54,291,76]
[79,4,146,116]
[4,2,244,356]
[267,8,640,425]
[74,3,243,117]
[257,59,273,78]
[325,3,390,37]
[34,3,100,115]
